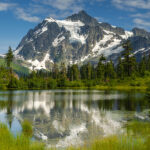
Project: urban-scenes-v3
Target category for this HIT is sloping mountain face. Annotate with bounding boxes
[14,10,150,70]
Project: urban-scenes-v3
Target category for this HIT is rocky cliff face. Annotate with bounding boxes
[14,10,150,70]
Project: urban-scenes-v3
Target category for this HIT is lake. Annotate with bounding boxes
[0,90,150,148]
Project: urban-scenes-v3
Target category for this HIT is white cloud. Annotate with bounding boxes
[133,18,150,29]
[15,8,40,23]
[112,0,150,10]
[32,0,83,12]
[131,12,150,19]
[0,2,15,11]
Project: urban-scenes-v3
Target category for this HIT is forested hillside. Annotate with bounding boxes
[1,41,150,90]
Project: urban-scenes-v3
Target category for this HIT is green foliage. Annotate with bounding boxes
[5,46,14,68]
[126,121,150,137]
[47,78,57,89]
[2,41,150,90]
[0,121,150,150]
[22,120,33,137]
[7,76,20,89]
[0,123,45,150]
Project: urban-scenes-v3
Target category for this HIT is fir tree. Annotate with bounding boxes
[122,40,136,77]
[52,64,59,79]
[71,64,80,81]
[86,62,92,80]
[117,57,124,79]
[139,54,146,76]
[96,55,106,80]
[5,46,14,69]
[105,60,116,80]
[146,54,150,71]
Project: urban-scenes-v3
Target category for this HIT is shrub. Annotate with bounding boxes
[22,120,33,137]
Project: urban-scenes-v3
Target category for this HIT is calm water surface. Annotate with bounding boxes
[0,90,150,148]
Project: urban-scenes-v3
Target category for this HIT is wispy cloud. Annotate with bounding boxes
[32,0,83,11]
[0,2,15,11]
[15,8,41,23]
[0,0,106,22]
[131,12,150,19]
[112,0,150,10]
[133,18,150,28]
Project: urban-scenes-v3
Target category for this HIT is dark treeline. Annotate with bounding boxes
[1,40,150,90]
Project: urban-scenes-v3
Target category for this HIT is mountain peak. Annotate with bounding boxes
[66,10,99,26]
[132,27,150,38]
[78,10,89,15]
[45,17,56,23]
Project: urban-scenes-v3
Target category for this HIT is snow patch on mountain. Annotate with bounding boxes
[45,17,56,23]
[45,18,88,44]
[120,31,133,39]
[92,34,122,57]
[53,35,65,47]
[14,46,23,56]
[35,26,48,36]
[56,20,87,44]
[28,53,53,70]
[0,54,5,58]
[80,54,91,62]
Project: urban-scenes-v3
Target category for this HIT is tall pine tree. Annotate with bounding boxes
[122,40,136,77]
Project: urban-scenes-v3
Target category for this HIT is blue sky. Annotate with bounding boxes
[1,0,150,54]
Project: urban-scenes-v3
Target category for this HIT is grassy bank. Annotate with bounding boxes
[0,123,44,150]
[0,121,150,150]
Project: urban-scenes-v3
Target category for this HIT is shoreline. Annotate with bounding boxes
[0,85,148,92]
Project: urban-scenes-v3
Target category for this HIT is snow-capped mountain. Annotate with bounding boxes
[14,10,150,70]
[0,54,5,58]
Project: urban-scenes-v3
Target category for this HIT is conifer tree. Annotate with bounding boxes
[60,62,67,78]
[71,64,80,81]
[122,40,136,77]
[80,64,87,80]
[5,46,14,69]
[52,64,59,79]
[86,62,92,80]
[146,54,150,71]
[117,57,124,79]
[139,54,146,76]
[105,60,116,80]
[96,55,106,80]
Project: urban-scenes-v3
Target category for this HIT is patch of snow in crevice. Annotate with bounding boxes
[103,30,116,35]
[80,54,91,62]
[26,38,33,43]
[92,34,123,57]
[14,46,23,56]
[53,35,65,47]
[34,26,48,36]
[133,48,145,55]
[28,53,53,70]
[56,20,87,44]
[45,17,56,22]
[120,31,133,39]
[112,25,116,28]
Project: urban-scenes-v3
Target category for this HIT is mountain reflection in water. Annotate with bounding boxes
[0,90,149,148]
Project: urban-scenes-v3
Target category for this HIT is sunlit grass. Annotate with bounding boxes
[0,121,150,150]
[0,123,45,150]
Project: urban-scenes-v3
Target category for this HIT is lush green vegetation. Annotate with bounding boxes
[0,58,29,75]
[0,121,150,150]
[1,41,150,90]
[0,123,45,150]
